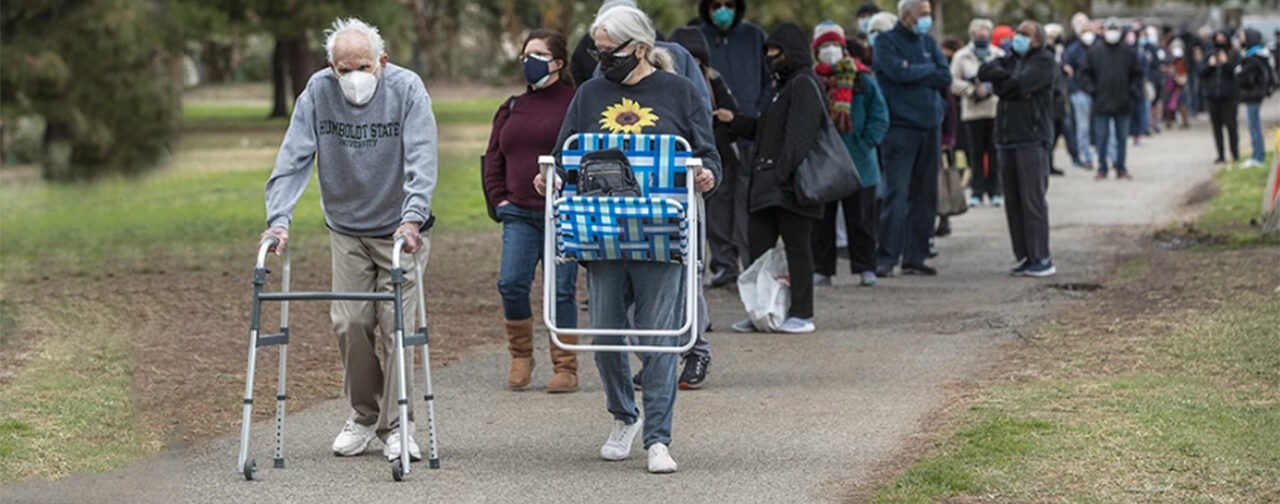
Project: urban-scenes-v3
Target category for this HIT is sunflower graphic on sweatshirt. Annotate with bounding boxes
[598,98,659,134]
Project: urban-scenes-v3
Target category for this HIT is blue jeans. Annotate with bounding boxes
[496,204,577,327]
[1247,102,1265,163]
[1070,92,1094,165]
[1093,113,1131,175]
[877,125,940,269]
[589,260,683,448]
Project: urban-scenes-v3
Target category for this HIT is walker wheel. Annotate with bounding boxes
[391,460,404,482]
[243,459,257,481]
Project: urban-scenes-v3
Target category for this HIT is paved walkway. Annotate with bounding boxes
[5,119,1240,503]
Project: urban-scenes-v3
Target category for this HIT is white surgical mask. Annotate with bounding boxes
[818,45,843,66]
[1080,31,1096,46]
[339,70,379,106]
[1171,46,1184,58]
[1104,30,1121,45]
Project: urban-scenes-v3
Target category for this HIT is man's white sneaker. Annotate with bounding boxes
[600,417,642,461]
[647,443,677,474]
[332,419,376,456]
[384,423,422,462]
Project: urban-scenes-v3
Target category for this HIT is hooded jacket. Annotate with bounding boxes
[872,22,952,130]
[978,44,1056,150]
[1235,29,1276,104]
[729,23,825,219]
[1199,32,1240,101]
[698,0,772,117]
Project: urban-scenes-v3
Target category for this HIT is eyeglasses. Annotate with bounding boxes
[587,39,634,63]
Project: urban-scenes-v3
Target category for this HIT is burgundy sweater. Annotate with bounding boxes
[482,80,575,212]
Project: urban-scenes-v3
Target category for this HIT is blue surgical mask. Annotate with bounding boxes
[1012,34,1031,55]
[859,18,871,33]
[712,6,735,29]
[915,15,933,35]
[522,54,552,88]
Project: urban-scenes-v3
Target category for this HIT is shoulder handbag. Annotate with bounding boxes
[479,96,517,222]
[794,76,861,206]
[936,151,968,217]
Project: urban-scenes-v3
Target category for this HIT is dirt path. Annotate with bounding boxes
[3,121,1235,502]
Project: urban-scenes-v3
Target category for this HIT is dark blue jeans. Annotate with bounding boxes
[877,125,940,269]
[496,204,577,328]
[1093,113,1131,175]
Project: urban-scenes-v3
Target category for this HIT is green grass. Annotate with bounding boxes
[181,97,502,129]
[1197,152,1279,247]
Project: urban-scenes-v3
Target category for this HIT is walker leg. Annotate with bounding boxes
[237,269,267,480]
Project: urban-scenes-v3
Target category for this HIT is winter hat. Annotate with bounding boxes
[670,27,710,64]
[812,20,847,49]
[991,25,1015,47]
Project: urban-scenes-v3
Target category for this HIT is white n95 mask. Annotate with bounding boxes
[818,46,844,66]
[339,71,379,106]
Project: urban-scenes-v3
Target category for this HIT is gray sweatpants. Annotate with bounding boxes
[997,146,1052,263]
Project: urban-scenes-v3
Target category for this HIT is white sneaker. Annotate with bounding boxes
[600,417,643,461]
[332,419,376,456]
[731,319,756,333]
[778,317,816,334]
[647,443,678,474]
[384,423,422,462]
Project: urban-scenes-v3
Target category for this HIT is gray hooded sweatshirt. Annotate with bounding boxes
[264,63,437,237]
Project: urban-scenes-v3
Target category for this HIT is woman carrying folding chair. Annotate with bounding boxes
[534,5,720,474]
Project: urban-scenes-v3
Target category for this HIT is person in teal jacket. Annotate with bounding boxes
[811,21,890,287]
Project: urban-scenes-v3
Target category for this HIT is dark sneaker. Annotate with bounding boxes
[875,265,895,277]
[678,356,710,390]
[1094,171,1108,180]
[1116,171,1133,180]
[1010,259,1032,276]
[813,273,833,287]
[632,372,642,391]
[935,219,952,237]
[709,269,738,288]
[1049,167,1066,176]
[901,263,937,276]
[1024,260,1057,277]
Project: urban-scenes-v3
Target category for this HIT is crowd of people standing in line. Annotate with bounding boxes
[256,0,1278,478]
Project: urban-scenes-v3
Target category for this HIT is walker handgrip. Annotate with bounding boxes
[392,237,408,269]
[256,237,280,269]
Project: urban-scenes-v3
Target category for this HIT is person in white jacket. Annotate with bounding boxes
[951,18,1005,208]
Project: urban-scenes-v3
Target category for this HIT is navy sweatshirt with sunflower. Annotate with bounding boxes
[552,70,722,192]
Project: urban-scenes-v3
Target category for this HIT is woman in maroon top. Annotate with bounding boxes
[482,29,580,393]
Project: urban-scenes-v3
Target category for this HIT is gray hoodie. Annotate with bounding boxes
[265,63,437,237]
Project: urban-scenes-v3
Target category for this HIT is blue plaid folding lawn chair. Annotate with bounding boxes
[538,133,704,354]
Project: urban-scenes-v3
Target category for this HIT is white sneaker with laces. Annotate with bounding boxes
[731,319,756,333]
[332,419,376,456]
[600,417,643,461]
[384,423,422,462]
[647,443,677,473]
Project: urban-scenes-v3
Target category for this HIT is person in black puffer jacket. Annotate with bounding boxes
[719,22,826,334]
[1199,29,1241,164]
[1081,18,1143,179]
[979,21,1058,278]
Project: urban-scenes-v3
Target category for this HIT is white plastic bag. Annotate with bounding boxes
[737,245,790,332]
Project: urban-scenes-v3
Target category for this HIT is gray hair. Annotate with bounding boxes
[897,0,924,17]
[968,18,993,36]
[867,12,898,35]
[597,0,637,18]
[324,18,386,63]
[591,6,674,72]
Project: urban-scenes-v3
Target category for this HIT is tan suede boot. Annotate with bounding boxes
[505,318,534,389]
[546,335,579,393]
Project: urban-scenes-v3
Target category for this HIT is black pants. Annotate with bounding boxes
[964,119,1001,200]
[812,186,879,276]
[747,207,815,319]
[1205,97,1240,162]
[998,146,1051,263]
[706,148,743,275]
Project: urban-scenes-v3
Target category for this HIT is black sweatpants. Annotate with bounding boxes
[964,119,1001,200]
[997,146,1051,263]
[1205,97,1240,162]
[811,185,879,276]
[747,207,815,319]
[706,150,743,275]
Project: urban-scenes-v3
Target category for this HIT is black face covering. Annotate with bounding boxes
[601,52,641,83]
[768,52,788,74]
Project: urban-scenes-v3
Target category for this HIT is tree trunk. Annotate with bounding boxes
[270,40,289,118]
[283,36,314,101]
[402,0,439,76]
[41,120,74,182]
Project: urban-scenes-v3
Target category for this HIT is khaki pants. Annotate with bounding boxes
[329,230,428,439]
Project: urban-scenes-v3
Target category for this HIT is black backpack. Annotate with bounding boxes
[574,149,641,197]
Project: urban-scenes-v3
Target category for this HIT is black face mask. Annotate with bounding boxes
[593,40,640,84]
[1214,40,1230,50]
[768,53,788,74]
